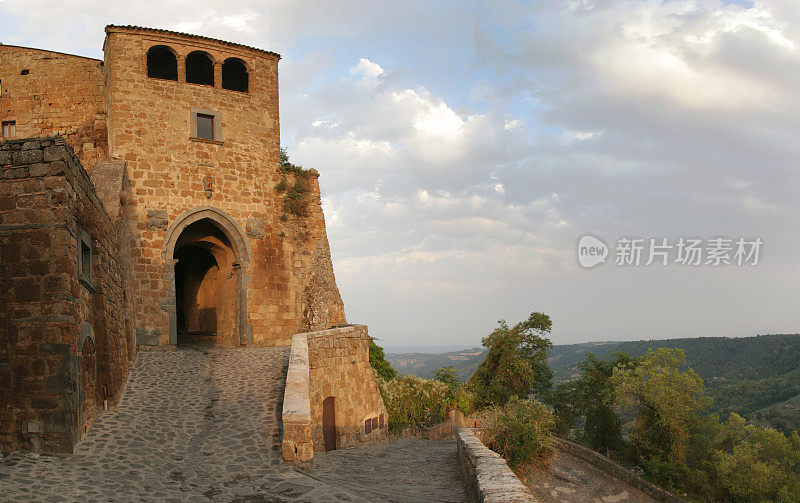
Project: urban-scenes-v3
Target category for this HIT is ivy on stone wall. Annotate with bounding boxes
[275,148,310,218]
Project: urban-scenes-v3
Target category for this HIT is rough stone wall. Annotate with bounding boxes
[103,26,345,348]
[0,45,108,169]
[301,236,346,331]
[307,325,387,452]
[89,160,136,361]
[456,428,537,503]
[0,137,130,453]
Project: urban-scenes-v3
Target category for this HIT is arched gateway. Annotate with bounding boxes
[162,207,253,347]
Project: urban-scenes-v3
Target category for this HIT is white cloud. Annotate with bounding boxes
[3,0,799,346]
[350,58,384,79]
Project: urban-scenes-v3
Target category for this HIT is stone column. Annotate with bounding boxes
[214,62,222,88]
[177,53,186,83]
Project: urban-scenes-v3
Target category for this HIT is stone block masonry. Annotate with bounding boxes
[0,137,132,453]
[282,325,388,462]
[0,45,108,169]
[307,325,387,451]
[457,428,537,503]
[100,26,346,349]
[1,25,352,454]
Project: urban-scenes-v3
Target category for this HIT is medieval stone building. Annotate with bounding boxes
[1,26,385,456]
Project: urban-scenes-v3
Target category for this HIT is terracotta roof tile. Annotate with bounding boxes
[105,25,281,59]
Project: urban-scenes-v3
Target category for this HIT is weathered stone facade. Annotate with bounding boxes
[1,26,354,454]
[0,138,131,453]
[307,326,387,451]
[0,45,108,168]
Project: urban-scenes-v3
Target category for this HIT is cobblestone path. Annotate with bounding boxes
[0,346,466,502]
[523,449,654,503]
[313,439,467,503]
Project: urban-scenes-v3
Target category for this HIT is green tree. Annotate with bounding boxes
[468,312,553,407]
[548,380,581,437]
[611,348,710,471]
[577,352,634,454]
[548,352,634,456]
[712,414,800,503]
[432,366,476,415]
[368,337,397,380]
[433,366,459,388]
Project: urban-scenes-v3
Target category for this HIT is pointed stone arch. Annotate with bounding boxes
[162,206,253,346]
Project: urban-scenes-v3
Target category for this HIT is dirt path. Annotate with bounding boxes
[523,449,657,503]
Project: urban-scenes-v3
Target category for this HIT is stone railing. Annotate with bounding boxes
[552,438,687,503]
[281,333,313,462]
[457,428,536,503]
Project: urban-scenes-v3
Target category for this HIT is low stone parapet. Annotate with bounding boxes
[281,333,313,462]
[457,427,536,503]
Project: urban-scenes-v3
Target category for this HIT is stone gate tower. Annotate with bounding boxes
[0,26,364,454]
[103,26,346,348]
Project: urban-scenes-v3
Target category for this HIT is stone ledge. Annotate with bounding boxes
[282,333,313,462]
[457,428,536,503]
[304,324,367,341]
[283,334,311,420]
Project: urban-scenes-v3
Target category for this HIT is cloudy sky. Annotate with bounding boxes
[2,0,798,349]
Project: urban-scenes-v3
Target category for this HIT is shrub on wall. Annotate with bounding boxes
[483,396,555,468]
[369,337,398,380]
[378,375,449,432]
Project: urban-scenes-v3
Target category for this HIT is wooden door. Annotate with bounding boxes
[323,396,336,451]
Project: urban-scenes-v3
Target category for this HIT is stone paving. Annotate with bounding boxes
[523,449,654,503]
[0,345,466,502]
[314,439,466,503]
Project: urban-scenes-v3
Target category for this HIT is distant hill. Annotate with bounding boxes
[546,334,800,435]
[387,334,800,434]
[386,347,487,382]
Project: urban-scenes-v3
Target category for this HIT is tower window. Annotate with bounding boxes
[2,121,15,139]
[196,114,214,140]
[222,58,248,92]
[190,108,223,142]
[147,45,178,81]
[186,51,214,86]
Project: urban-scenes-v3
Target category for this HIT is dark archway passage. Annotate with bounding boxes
[173,219,238,346]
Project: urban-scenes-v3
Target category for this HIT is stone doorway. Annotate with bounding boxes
[173,219,238,346]
[163,207,253,347]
